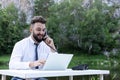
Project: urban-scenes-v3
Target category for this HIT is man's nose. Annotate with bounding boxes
[39,31,45,35]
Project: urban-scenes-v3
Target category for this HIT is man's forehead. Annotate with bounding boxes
[34,22,46,28]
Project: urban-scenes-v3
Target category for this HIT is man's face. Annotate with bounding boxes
[31,22,46,43]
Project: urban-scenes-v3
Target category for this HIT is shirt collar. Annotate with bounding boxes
[29,36,35,45]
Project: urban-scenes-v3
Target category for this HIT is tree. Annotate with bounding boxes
[34,0,54,18]
[47,0,120,54]
[0,3,26,55]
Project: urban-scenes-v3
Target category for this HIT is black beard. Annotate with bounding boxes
[33,33,42,43]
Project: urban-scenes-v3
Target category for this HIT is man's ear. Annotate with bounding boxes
[30,27,33,33]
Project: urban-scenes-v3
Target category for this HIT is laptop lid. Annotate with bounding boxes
[42,53,73,70]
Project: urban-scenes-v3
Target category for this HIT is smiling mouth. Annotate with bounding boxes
[38,35,43,39]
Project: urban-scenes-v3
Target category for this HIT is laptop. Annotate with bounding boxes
[42,53,73,70]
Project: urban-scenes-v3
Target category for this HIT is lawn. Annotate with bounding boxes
[0,53,109,69]
[0,54,10,69]
[69,53,109,69]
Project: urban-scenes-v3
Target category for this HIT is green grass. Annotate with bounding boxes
[0,54,10,69]
[69,53,110,69]
[0,53,109,69]
[0,54,10,62]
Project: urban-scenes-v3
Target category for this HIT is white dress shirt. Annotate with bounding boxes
[9,36,52,70]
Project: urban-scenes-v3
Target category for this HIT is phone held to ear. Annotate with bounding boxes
[42,32,47,41]
[42,32,57,52]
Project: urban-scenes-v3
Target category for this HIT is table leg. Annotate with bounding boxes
[69,76,73,80]
[56,77,59,80]
[1,75,6,80]
[100,74,103,80]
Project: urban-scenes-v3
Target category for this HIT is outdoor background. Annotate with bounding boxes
[0,0,120,80]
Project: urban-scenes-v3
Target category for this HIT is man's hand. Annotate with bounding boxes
[44,35,57,52]
[29,59,46,68]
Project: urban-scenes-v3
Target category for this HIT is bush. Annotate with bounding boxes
[34,0,54,18]
[47,0,120,54]
[0,3,27,55]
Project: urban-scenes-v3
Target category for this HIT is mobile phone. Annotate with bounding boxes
[42,31,47,41]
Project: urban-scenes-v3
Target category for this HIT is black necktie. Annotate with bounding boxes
[34,43,39,69]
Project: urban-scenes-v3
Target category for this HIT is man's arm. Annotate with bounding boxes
[29,60,46,68]
[43,36,57,52]
[9,42,30,69]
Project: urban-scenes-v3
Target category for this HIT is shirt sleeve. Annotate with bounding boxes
[9,42,31,70]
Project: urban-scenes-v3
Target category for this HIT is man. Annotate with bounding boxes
[9,16,57,80]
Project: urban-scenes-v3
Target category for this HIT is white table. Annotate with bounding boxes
[0,69,109,80]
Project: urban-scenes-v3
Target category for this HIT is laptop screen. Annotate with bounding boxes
[42,53,73,70]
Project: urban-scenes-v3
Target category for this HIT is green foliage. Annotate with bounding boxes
[34,0,54,18]
[0,3,26,55]
[47,0,120,54]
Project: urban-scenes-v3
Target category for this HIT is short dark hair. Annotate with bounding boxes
[30,16,46,25]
